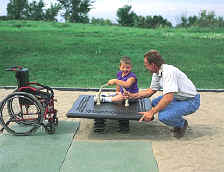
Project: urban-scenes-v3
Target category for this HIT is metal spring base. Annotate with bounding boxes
[94,119,106,133]
[94,119,130,133]
[118,120,130,133]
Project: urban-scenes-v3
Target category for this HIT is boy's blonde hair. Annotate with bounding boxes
[120,56,132,66]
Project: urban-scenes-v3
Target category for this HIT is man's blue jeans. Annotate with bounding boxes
[152,94,200,128]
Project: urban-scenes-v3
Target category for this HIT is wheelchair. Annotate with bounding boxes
[0,66,58,136]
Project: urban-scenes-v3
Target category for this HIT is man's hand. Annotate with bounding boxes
[107,79,117,85]
[138,109,155,122]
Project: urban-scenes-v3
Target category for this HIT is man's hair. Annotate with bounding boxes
[120,56,132,65]
[144,49,165,67]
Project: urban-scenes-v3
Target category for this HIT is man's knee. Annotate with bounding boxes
[158,112,170,123]
[158,109,180,122]
[152,96,163,107]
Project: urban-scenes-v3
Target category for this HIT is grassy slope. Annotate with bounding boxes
[0,20,224,89]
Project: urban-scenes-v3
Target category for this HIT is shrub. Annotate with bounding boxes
[91,17,113,25]
[0,16,10,20]
[134,15,172,28]
[177,10,224,28]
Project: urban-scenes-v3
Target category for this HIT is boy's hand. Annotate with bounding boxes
[116,92,122,95]
[123,91,134,99]
[123,90,129,99]
[107,79,117,85]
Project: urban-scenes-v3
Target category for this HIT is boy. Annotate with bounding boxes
[97,56,138,103]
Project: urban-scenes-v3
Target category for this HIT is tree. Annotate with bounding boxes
[116,6,171,28]
[57,0,94,23]
[7,0,61,21]
[176,10,224,28]
[116,5,136,26]
[23,0,45,20]
[188,16,198,26]
[7,0,27,19]
[134,15,172,28]
[44,4,61,21]
[134,15,145,27]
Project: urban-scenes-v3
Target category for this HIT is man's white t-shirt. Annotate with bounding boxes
[150,64,198,100]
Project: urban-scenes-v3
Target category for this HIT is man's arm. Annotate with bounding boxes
[152,92,174,113]
[126,88,157,99]
[139,92,174,122]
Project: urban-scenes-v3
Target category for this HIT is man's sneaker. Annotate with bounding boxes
[173,120,188,139]
[170,127,179,132]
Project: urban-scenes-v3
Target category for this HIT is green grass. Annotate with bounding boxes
[0,20,224,89]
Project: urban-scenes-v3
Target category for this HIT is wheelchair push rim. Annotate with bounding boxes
[0,92,44,136]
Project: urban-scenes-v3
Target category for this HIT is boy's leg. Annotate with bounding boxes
[94,94,123,103]
[111,94,124,102]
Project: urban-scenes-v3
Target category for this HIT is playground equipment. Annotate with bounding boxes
[67,84,152,133]
[96,84,108,105]
[0,66,58,136]
[96,83,129,107]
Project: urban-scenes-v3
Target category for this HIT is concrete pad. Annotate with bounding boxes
[0,120,80,172]
[61,140,158,172]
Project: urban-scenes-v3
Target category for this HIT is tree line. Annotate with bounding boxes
[3,0,94,22]
[1,0,224,28]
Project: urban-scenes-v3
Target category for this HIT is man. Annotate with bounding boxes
[124,49,200,138]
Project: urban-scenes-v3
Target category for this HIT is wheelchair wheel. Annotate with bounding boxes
[0,92,44,136]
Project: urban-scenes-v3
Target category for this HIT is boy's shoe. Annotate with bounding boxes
[173,120,188,139]
[94,96,103,103]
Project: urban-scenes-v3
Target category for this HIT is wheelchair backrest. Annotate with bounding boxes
[15,68,29,88]
[5,66,29,88]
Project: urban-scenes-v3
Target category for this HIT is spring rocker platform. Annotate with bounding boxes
[67,85,152,133]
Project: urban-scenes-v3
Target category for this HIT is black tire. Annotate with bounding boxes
[0,92,44,136]
[45,118,56,134]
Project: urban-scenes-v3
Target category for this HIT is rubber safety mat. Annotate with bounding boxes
[61,141,158,172]
[0,120,80,172]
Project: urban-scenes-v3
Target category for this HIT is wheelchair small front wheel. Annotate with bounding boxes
[0,92,44,136]
[45,118,56,134]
